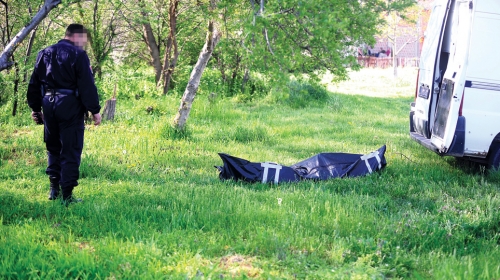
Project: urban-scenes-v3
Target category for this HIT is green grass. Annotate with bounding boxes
[1,67,500,279]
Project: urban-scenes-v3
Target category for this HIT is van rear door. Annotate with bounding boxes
[431,0,474,153]
[412,0,451,139]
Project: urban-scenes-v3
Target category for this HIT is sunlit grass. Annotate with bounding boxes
[1,67,500,279]
[323,67,418,98]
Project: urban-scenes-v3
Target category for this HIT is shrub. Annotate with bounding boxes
[286,79,330,109]
[196,68,270,102]
[161,124,192,140]
[96,66,159,100]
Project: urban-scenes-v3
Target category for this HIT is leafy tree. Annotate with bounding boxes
[172,0,416,129]
[121,0,197,94]
[230,0,387,82]
[173,0,220,129]
[72,0,122,79]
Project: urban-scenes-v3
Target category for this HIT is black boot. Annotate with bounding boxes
[61,186,82,206]
[48,176,60,200]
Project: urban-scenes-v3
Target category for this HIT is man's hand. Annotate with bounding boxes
[31,111,44,125]
[92,113,102,126]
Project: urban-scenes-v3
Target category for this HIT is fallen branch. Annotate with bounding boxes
[394,152,415,163]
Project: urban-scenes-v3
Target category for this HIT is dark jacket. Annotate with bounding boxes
[27,39,101,115]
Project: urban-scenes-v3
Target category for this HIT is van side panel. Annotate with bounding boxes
[462,87,500,156]
[463,9,500,157]
[475,0,500,14]
[466,14,500,82]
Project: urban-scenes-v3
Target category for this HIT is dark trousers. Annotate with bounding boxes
[42,94,85,190]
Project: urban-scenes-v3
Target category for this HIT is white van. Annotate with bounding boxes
[410,0,500,168]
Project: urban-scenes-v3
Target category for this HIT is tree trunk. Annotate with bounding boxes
[241,68,250,92]
[102,84,117,120]
[23,28,37,82]
[392,26,398,78]
[392,36,419,78]
[214,51,226,82]
[231,54,241,82]
[92,0,100,78]
[393,55,398,77]
[138,0,162,83]
[173,21,221,130]
[162,40,179,94]
[103,99,117,120]
[0,0,61,72]
[159,0,179,95]
[12,60,19,116]
[142,23,162,83]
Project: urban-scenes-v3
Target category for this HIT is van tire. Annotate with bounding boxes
[488,142,500,170]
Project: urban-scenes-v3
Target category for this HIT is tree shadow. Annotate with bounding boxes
[446,157,488,175]
[0,190,47,226]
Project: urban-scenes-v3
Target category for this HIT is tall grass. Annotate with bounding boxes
[1,68,499,279]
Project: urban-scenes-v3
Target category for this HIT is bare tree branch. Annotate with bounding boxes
[264,28,274,55]
[0,0,62,71]
[395,36,418,56]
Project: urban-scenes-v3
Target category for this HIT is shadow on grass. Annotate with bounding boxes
[446,157,500,184]
[447,157,488,175]
[0,190,46,225]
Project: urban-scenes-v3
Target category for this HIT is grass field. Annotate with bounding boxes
[1,67,500,279]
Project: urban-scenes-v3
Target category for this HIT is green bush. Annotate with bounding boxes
[161,124,192,140]
[198,68,224,97]
[196,68,270,102]
[237,74,270,102]
[97,66,159,100]
[286,79,330,109]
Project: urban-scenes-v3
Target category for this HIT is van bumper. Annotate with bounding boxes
[410,131,440,153]
[409,114,466,156]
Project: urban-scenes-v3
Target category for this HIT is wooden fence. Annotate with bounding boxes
[357,57,420,68]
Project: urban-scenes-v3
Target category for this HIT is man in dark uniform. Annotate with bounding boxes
[27,24,101,205]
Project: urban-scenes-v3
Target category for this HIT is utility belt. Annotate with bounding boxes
[42,87,79,102]
[44,88,79,96]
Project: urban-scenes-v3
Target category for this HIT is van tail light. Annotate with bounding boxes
[414,69,420,100]
[459,90,465,116]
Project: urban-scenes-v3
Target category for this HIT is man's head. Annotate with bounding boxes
[65,24,88,49]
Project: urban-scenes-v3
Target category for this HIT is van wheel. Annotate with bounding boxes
[488,142,500,170]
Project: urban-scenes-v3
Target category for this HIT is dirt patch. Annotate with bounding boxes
[12,129,35,137]
[219,254,262,278]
